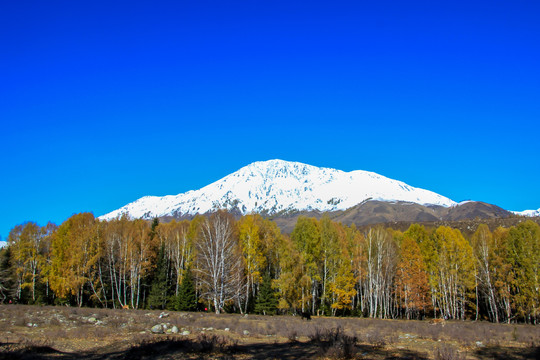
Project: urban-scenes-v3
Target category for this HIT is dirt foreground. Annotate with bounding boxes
[0,305,538,359]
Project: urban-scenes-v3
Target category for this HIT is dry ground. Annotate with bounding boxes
[0,305,538,359]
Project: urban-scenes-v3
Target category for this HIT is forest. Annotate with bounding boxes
[0,211,538,324]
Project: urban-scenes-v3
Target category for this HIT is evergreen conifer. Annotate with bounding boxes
[0,247,15,303]
[147,244,169,309]
[254,273,277,315]
[176,267,197,311]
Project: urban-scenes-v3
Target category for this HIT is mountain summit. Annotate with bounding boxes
[99,160,456,220]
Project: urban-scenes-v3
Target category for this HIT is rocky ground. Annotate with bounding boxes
[0,305,538,359]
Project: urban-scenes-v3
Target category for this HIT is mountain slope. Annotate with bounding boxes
[99,160,456,220]
[270,200,514,233]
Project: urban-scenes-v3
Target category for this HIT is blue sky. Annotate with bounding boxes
[1,1,539,243]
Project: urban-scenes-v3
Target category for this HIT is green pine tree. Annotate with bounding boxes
[254,274,277,315]
[0,247,15,303]
[150,218,159,239]
[147,244,169,309]
[176,267,197,311]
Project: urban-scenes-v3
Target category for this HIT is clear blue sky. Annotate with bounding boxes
[1,0,539,243]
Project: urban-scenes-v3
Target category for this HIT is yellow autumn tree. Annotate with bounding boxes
[330,262,357,315]
[490,226,513,322]
[395,235,430,319]
[49,213,99,306]
[291,217,321,314]
[257,217,283,278]
[8,222,49,302]
[431,226,475,319]
[507,221,540,323]
[319,217,343,313]
[238,214,266,313]
[275,234,311,313]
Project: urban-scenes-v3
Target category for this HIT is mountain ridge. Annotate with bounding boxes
[269,200,515,233]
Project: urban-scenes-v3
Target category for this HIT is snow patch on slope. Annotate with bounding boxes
[100,160,456,220]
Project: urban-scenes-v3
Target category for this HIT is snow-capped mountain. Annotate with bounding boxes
[99,160,456,220]
[512,208,540,217]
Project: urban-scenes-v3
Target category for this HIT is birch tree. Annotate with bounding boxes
[360,227,398,318]
[158,220,193,295]
[431,226,475,320]
[238,215,265,313]
[291,217,321,313]
[196,211,244,313]
[8,223,45,302]
[471,224,499,322]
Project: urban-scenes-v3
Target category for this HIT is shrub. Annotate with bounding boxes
[310,327,358,359]
[363,327,386,347]
[195,333,235,353]
[434,343,466,360]
[287,330,298,343]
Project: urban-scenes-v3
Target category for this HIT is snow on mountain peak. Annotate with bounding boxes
[99,160,456,220]
[512,208,540,217]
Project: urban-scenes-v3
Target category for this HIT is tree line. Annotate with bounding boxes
[1,211,538,323]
